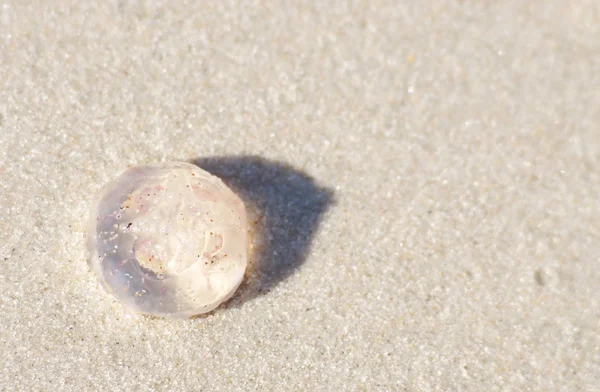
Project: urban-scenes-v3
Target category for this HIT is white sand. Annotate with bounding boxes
[1,1,599,391]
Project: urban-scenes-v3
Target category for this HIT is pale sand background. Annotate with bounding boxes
[1,1,599,391]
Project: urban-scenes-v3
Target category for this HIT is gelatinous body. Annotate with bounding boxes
[86,162,247,318]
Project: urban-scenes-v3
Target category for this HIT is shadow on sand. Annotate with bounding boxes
[191,155,335,309]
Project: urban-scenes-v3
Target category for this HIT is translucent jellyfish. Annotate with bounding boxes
[86,162,248,318]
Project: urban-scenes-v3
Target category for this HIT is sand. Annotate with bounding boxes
[1,1,599,391]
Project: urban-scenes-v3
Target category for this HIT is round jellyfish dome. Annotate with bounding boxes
[86,162,248,318]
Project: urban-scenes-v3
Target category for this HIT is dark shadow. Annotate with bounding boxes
[191,155,335,308]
